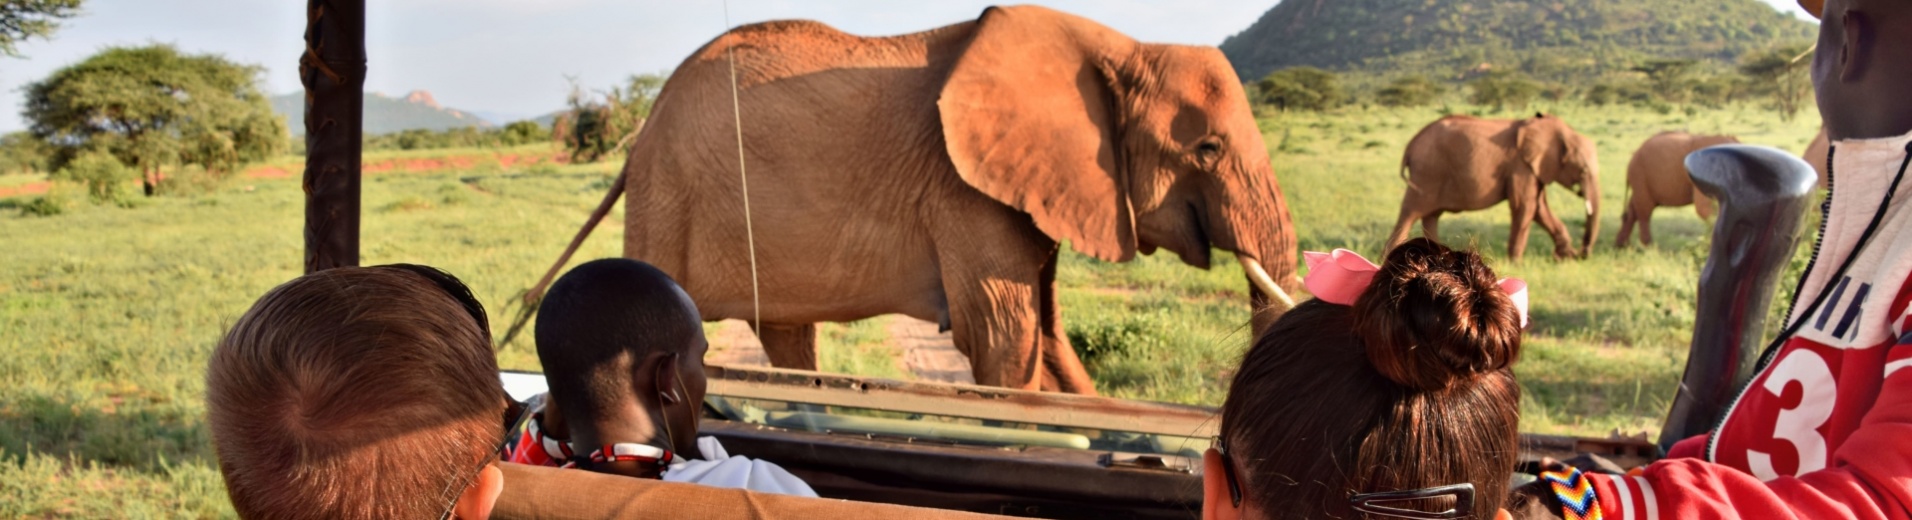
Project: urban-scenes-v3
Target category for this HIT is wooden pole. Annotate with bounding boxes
[299,0,365,273]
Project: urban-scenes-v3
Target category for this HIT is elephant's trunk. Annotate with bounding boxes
[1581,180,1601,258]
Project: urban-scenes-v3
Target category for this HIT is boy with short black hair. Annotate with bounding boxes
[506,258,813,496]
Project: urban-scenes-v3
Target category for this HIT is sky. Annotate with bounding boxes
[0,0,1815,133]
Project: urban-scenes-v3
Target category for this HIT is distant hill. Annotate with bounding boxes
[271,90,494,136]
[1220,0,1816,83]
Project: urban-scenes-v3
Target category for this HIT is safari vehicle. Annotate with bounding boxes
[293,3,1808,519]
[497,364,1660,519]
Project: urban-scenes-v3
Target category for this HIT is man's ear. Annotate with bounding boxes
[453,462,504,520]
[652,352,682,405]
[1840,9,1871,82]
[1202,448,1242,520]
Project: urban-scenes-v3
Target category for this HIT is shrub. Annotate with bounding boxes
[53,150,133,203]
[1375,76,1444,107]
[1468,71,1541,111]
[1256,67,1343,112]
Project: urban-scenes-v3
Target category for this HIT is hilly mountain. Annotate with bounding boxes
[1220,0,1816,82]
[271,90,494,136]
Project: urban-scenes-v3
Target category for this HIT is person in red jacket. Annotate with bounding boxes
[1513,0,1912,518]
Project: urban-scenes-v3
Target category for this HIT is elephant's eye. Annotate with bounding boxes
[1193,138,1224,157]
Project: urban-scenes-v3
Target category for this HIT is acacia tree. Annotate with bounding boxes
[0,0,82,57]
[23,44,286,196]
[1740,45,1813,122]
[1632,59,1696,104]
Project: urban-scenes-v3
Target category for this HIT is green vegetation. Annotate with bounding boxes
[1468,70,1543,111]
[1375,76,1444,108]
[0,131,50,174]
[0,0,81,57]
[1739,44,1815,122]
[1220,0,1814,84]
[24,44,287,197]
[1255,66,1344,112]
[0,101,1825,512]
[555,73,665,163]
[361,121,552,152]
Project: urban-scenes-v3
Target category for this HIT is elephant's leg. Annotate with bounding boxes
[752,322,819,371]
[1639,209,1656,247]
[1420,212,1443,244]
[1616,206,1635,248]
[1506,181,1539,261]
[1385,204,1424,252]
[1533,193,1578,259]
[1037,245,1096,395]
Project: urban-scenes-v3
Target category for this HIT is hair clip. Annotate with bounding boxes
[1301,249,1529,328]
[1348,483,1475,519]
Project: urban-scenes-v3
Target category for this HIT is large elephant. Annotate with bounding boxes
[528,6,1300,394]
[1385,115,1600,260]
[1616,131,1740,247]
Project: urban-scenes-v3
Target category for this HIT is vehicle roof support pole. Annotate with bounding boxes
[299,0,365,273]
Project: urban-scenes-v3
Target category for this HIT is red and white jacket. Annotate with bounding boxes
[1586,132,1912,519]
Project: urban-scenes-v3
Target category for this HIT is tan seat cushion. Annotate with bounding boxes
[494,463,1018,520]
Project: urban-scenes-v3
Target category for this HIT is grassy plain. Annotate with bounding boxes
[0,102,1822,515]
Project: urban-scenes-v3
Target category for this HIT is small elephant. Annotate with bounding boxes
[1386,114,1601,261]
[1616,131,1740,248]
[529,6,1301,394]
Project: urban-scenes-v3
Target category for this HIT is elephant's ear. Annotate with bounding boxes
[938,6,1137,262]
[1515,117,1567,183]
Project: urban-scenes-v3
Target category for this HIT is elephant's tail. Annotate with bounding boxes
[498,163,630,346]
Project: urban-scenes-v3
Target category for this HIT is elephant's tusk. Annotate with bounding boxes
[1240,257,1297,311]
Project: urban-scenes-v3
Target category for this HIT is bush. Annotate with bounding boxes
[0,132,51,175]
[1468,71,1541,111]
[1256,67,1343,112]
[53,151,134,203]
[1585,81,1654,106]
[1375,76,1444,107]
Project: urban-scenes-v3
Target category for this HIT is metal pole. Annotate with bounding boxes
[1658,145,1817,450]
[299,0,365,273]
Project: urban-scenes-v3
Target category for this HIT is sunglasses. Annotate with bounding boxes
[1211,435,1476,520]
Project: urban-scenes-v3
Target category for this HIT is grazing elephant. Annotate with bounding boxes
[1616,131,1740,247]
[1385,115,1601,261]
[527,6,1301,394]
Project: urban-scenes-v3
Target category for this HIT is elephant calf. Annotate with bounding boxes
[1387,114,1600,261]
[1616,131,1739,248]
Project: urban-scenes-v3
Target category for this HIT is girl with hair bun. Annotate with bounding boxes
[1203,238,1528,520]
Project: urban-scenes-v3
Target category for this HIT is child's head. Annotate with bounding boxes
[207,265,507,520]
[534,258,708,465]
[1208,239,1523,520]
[1812,0,1912,139]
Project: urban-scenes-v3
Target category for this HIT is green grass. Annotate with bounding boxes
[0,103,1824,514]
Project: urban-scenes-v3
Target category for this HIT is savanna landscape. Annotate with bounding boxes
[0,0,1825,516]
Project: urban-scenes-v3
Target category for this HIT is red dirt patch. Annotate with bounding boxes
[0,182,50,198]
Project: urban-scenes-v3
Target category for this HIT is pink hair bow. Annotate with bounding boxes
[1302,249,1529,328]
